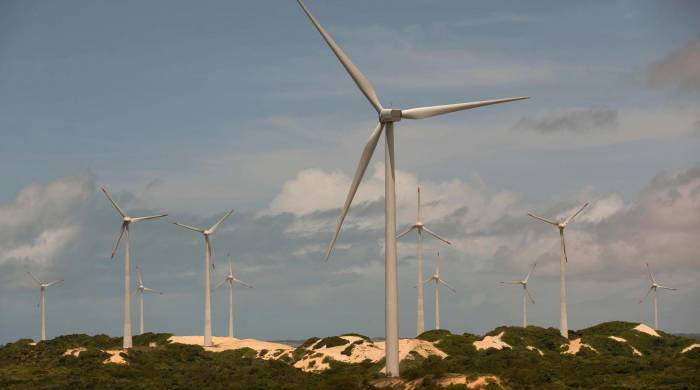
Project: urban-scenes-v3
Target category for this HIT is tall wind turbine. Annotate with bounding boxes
[214,253,253,338]
[398,186,451,336]
[135,266,163,335]
[639,263,676,330]
[528,202,588,338]
[425,252,455,330]
[102,187,167,349]
[27,272,63,341]
[297,0,527,376]
[173,209,233,347]
[500,262,536,327]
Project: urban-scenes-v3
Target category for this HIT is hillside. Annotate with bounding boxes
[1,322,698,389]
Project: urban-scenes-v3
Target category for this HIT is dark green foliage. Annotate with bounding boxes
[312,336,349,349]
[339,333,371,342]
[417,329,452,342]
[300,337,320,348]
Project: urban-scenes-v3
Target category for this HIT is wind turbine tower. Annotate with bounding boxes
[135,266,163,335]
[425,252,455,330]
[640,263,676,330]
[215,253,253,338]
[27,272,63,341]
[500,262,536,327]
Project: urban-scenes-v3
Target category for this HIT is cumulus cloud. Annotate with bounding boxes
[643,36,700,92]
[513,107,618,134]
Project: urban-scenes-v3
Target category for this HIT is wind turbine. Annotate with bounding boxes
[297,0,527,376]
[500,262,536,327]
[135,266,162,335]
[527,202,588,339]
[27,272,63,341]
[398,186,451,336]
[102,187,167,349]
[424,252,455,330]
[639,263,676,330]
[173,209,233,347]
[214,253,253,338]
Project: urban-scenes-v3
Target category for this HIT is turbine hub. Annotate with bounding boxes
[379,109,401,123]
[415,222,423,228]
[123,217,132,223]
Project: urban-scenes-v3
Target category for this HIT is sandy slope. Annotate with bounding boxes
[473,331,511,351]
[168,336,294,360]
[633,323,660,337]
[561,338,598,355]
[608,336,643,356]
[682,344,700,353]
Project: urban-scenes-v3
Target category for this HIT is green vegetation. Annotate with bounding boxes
[312,336,349,349]
[1,322,698,389]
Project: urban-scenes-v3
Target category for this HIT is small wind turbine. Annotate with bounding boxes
[424,252,455,330]
[214,253,253,338]
[297,0,527,376]
[500,262,536,328]
[173,209,233,347]
[135,266,162,335]
[398,186,451,336]
[527,202,588,339]
[27,272,63,341]
[102,187,167,349]
[639,263,676,330]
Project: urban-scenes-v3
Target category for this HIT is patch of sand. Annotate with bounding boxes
[608,336,642,356]
[633,323,660,337]
[168,335,293,360]
[103,350,127,365]
[63,347,87,357]
[561,338,598,355]
[682,344,700,353]
[526,345,544,356]
[473,331,511,351]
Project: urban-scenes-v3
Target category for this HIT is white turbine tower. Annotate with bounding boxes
[425,252,455,330]
[500,262,536,328]
[27,272,63,341]
[398,186,451,336]
[102,187,167,349]
[214,253,253,338]
[639,263,676,331]
[173,209,233,347]
[528,202,588,339]
[297,0,527,376]
[135,266,163,335]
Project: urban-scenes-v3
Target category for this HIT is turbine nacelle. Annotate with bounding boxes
[379,109,402,123]
[123,216,132,223]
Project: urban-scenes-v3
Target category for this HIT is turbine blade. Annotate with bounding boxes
[659,285,677,291]
[646,263,656,284]
[27,271,41,286]
[397,225,416,239]
[233,278,253,289]
[439,279,456,293]
[639,286,654,303]
[45,279,63,287]
[401,97,528,120]
[563,202,589,225]
[205,236,214,269]
[422,226,451,245]
[524,262,537,283]
[562,232,568,263]
[500,281,521,284]
[214,279,227,290]
[111,223,127,259]
[209,209,234,233]
[131,214,168,223]
[143,287,162,294]
[296,0,382,112]
[136,266,143,286]
[527,213,558,226]
[101,187,127,217]
[525,287,535,304]
[423,277,434,285]
[417,186,422,221]
[325,122,384,260]
[172,222,205,233]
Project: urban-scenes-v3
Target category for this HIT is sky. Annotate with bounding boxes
[1,0,699,343]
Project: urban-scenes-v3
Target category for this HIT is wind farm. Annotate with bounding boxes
[1,1,699,389]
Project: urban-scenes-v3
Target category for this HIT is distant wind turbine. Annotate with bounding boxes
[173,209,234,347]
[102,187,167,349]
[500,262,536,327]
[527,202,587,339]
[640,263,676,330]
[398,186,451,336]
[135,266,162,335]
[297,0,527,376]
[27,272,63,341]
[214,253,253,338]
[425,252,455,330]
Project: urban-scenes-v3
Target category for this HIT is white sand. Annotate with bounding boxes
[168,335,293,360]
[561,338,598,355]
[435,374,504,389]
[682,343,700,353]
[473,331,511,351]
[63,347,87,357]
[633,324,660,337]
[103,350,127,365]
[608,336,642,356]
[526,345,544,356]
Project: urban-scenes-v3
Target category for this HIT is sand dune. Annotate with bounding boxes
[633,324,660,337]
[682,344,699,353]
[608,336,642,356]
[473,331,511,351]
[561,338,598,355]
[168,335,294,360]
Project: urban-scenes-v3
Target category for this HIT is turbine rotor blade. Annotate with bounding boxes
[524,262,537,283]
[101,187,127,217]
[397,225,416,239]
[27,271,41,285]
[233,278,253,289]
[525,287,535,304]
[136,266,143,286]
[562,231,568,263]
[143,287,162,294]
[527,213,558,226]
[209,209,234,234]
[325,122,384,260]
[172,222,205,233]
[422,226,451,245]
[438,279,456,292]
[563,202,589,226]
[500,281,521,284]
[214,279,227,290]
[205,236,214,269]
[131,214,168,223]
[659,285,677,291]
[45,279,63,287]
[401,97,528,120]
[646,263,656,284]
[111,222,127,259]
[639,286,654,303]
[296,0,382,112]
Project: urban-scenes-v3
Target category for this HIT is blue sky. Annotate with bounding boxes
[1,0,699,342]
